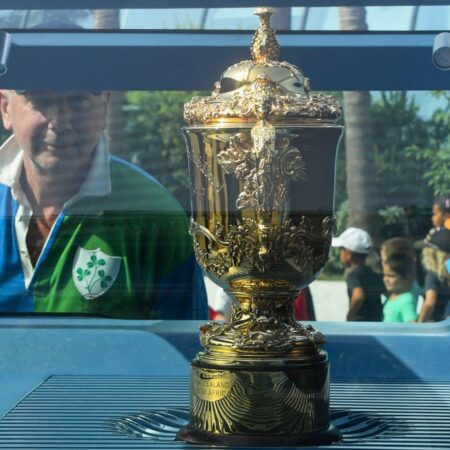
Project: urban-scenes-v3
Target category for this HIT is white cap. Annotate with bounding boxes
[332,227,372,254]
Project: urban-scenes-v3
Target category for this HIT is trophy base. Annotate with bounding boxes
[178,350,337,446]
[177,424,342,447]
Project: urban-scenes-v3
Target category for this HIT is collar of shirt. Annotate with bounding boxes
[0,133,112,209]
[0,134,112,289]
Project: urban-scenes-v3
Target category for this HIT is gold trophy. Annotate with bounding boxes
[178,8,343,446]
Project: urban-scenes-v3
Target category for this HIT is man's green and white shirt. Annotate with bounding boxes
[0,135,207,319]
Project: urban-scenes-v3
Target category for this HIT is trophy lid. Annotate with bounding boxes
[184,8,341,125]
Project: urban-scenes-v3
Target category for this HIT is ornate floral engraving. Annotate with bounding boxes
[184,77,341,125]
[190,216,334,277]
[229,279,294,292]
[189,150,224,193]
[199,297,325,353]
[252,118,277,214]
[217,130,306,212]
[217,133,254,209]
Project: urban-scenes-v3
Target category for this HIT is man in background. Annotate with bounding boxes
[0,89,207,319]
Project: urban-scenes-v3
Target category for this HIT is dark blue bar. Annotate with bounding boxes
[0,31,446,91]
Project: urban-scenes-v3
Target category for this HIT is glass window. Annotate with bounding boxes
[0,89,447,322]
[0,89,208,320]
[415,5,450,30]
[1,6,450,31]
[0,7,448,324]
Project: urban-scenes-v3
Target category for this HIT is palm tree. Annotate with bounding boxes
[92,10,126,160]
[339,7,381,240]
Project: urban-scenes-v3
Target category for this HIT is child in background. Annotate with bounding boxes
[419,228,450,322]
[332,227,384,322]
[382,253,418,323]
[380,237,415,264]
[380,237,423,298]
[431,196,450,231]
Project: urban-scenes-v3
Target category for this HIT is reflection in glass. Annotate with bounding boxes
[0,87,447,322]
[1,7,450,31]
[0,90,207,319]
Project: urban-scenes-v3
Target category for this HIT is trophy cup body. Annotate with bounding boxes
[178,9,343,446]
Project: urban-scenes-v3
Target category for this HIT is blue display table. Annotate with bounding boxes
[0,318,448,448]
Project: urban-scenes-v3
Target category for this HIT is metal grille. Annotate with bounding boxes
[0,376,448,449]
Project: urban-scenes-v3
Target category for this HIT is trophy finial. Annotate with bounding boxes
[251,7,280,62]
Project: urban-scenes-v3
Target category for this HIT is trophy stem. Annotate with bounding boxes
[198,293,325,356]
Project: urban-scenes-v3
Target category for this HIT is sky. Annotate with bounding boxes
[120,6,449,31]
